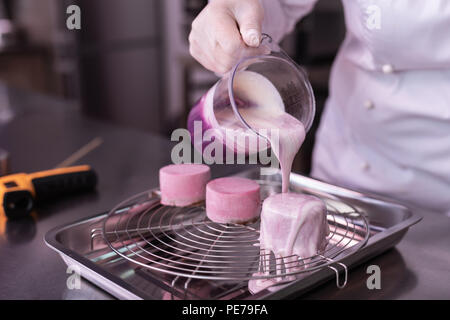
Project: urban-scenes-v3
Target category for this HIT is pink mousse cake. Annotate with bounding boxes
[159,164,210,206]
[206,177,261,224]
[259,193,329,261]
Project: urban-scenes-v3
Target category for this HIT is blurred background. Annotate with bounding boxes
[0,0,345,175]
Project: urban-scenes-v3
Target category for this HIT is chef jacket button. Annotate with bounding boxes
[361,161,370,171]
[382,64,394,74]
[364,100,375,110]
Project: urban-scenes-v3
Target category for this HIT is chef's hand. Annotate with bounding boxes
[189,0,265,74]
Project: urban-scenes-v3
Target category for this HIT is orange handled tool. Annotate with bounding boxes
[0,165,97,219]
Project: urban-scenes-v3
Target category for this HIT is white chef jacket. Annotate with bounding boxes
[261,0,450,215]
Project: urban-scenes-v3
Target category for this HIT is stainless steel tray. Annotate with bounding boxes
[45,169,421,300]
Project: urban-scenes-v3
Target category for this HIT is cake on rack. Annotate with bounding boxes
[206,177,261,224]
[159,164,210,207]
[259,193,330,269]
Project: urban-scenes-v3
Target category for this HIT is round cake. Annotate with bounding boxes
[259,193,329,259]
[206,177,261,224]
[159,164,210,206]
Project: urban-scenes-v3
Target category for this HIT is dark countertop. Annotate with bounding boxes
[0,84,449,300]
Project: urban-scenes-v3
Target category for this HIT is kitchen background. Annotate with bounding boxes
[0,0,345,174]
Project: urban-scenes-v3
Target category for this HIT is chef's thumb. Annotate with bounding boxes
[233,1,264,48]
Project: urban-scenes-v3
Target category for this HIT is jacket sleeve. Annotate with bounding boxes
[260,0,318,42]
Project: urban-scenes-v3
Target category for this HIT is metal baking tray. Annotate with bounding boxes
[45,169,421,300]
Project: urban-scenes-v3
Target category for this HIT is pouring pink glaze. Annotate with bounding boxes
[267,114,306,193]
[229,71,306,192]
[227,73,328,292]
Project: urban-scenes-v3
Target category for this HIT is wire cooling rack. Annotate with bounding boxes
[97,180,369,284]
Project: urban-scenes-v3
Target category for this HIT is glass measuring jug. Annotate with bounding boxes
[187,34,315,158]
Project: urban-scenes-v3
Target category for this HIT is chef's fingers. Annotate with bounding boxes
[189,24,235,74]
[188,32,218,72]
[189,0,265,74]
[231,0,264,48]
[189,44,216,72]
[210,10,263,74]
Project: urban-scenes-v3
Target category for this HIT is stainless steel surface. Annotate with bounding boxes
[45,169,419,300]
[1,83,449,300]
